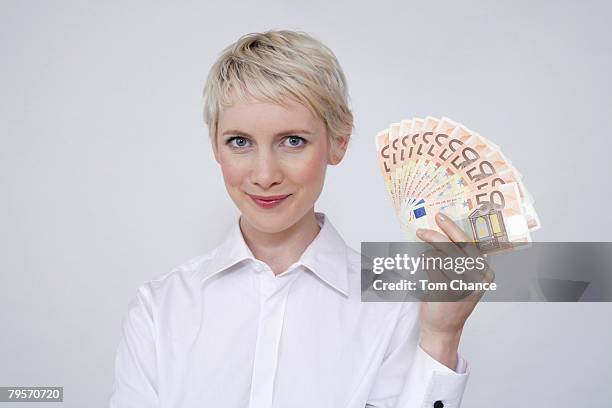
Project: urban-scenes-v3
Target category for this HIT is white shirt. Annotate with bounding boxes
[110,212,470,408]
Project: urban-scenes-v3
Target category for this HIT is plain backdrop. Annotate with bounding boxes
[1,0,611,406]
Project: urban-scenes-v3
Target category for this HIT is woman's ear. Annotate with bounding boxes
[328,134,350,165]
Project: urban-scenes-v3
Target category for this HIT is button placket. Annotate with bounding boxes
[248,266,302,408]
[259,271,277,299]
[248,273,293,408]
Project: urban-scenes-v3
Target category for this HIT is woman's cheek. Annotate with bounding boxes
[219,156,248,187]
[290,149,328,185]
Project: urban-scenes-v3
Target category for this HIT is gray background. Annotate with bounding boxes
[1,0,611,406]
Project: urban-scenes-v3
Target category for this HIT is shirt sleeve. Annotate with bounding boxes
[366,302,470,408]
[109,284,159,408]
[395,345,470,408]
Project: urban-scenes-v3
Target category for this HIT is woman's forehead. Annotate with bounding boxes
[218,94,325,135]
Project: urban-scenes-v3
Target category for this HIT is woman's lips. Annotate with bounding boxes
[248,194,291,209]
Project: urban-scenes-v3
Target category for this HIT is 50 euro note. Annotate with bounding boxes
[402,118,425,207]
[395,119,413,207]
[484,151,540,230]
[416,131,541,231]
[387,123,403,211]
[406,117,440,207]
[410,116,464,196]
[413,165,541,234]
[375,129,399,212]
[398,119,478,219]
[400,182,531,253]
[466,166,540,231]
[407,120,476,205]
[408,116,439,204]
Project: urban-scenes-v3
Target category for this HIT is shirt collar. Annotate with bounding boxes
[201,212,349,296]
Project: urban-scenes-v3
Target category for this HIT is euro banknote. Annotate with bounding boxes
[375,116,541,253]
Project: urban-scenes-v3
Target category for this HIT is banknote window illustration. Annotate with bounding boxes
[468,207,508,251]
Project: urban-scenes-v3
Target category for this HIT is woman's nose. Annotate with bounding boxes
[249,151,283,189]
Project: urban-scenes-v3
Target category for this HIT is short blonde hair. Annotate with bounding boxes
[202,30,353,154]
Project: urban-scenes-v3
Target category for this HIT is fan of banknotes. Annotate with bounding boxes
[375,116,540,252]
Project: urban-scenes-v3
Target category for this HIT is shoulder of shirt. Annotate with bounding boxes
[134,247,219,296]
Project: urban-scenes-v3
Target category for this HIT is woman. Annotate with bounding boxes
[110,30,483,408]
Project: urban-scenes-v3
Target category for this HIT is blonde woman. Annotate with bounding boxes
[110,30,481,408]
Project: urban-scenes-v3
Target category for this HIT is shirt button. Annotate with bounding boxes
[433,401,444,408]
[252,260,265,273]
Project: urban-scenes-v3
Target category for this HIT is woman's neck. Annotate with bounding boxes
[239,209,321,276]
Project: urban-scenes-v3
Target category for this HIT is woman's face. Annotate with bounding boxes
[215,95,342,234]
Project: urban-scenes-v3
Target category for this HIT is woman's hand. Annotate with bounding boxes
[415,212,494,370]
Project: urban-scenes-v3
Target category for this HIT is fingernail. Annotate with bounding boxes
[437,212,448,222]
[416,228,426,239]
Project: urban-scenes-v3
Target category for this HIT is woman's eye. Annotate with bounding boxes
[226,135,305,149]
[227,136,251,148]
[283,136,306,148]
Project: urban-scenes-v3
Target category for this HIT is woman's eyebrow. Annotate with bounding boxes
[221,129,314,137]
[273,129,313,136]
[221,129,252,137]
